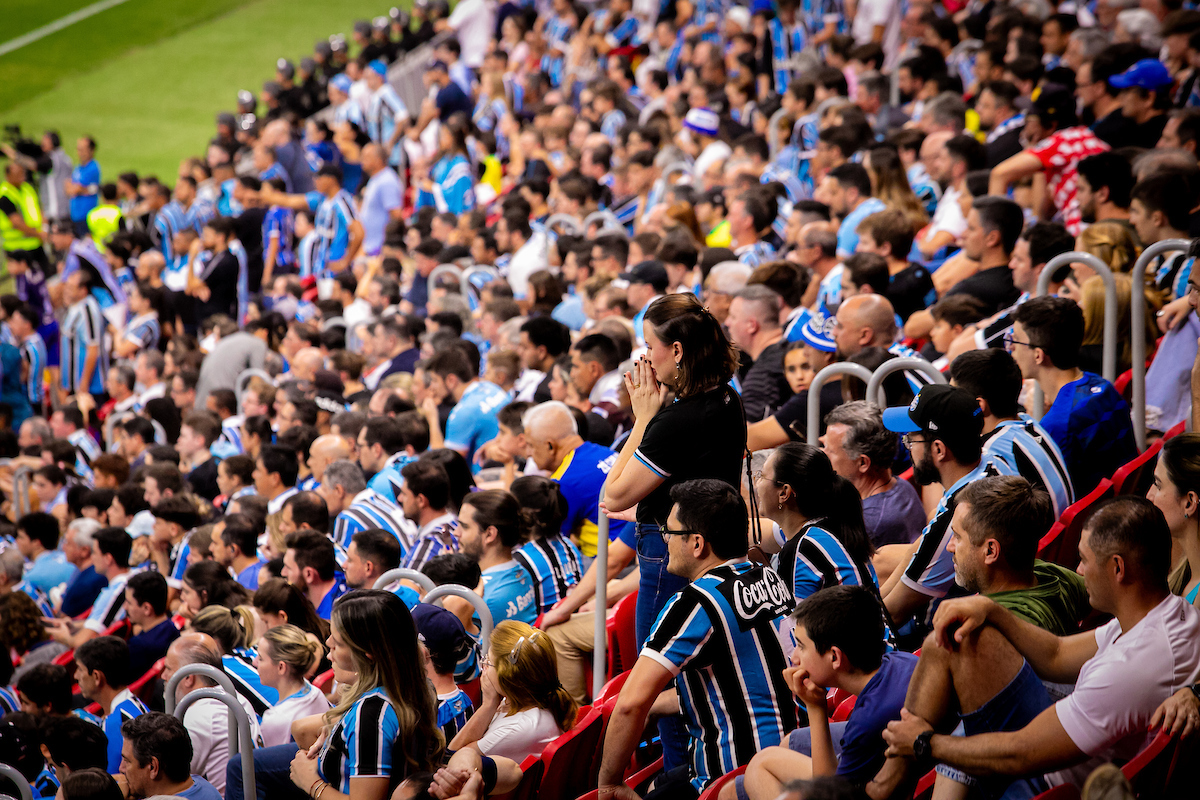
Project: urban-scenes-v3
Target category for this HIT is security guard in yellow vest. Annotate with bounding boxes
[86,182,123,252]
[0,162,49,273]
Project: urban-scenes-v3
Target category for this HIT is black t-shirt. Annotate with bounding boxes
[773,381,844,442]
[196,251,240,321]
[741,340,793,423]
[436,83,474,121]
[0,197,17,217]
[633,385,747,525]
[1128,114,1168,149]
[235,207,268,292]
[886,262,935,323]
[985,127,1024,169]
[187,457,221,501]
[944,266,1019,314]
[1092,109,1138,148]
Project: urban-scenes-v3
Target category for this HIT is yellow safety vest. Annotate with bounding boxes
[87,203,123,252]
[0,181,43,252]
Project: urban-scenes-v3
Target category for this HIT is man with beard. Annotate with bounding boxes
[878,385,1014,627]
[1074,152,1134,227]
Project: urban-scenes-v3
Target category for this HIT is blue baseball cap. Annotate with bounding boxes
[798,301,836,353]
[410,602,472,664]
[1109,59,1172,91]
[330,74,352,94]
[367,59,388,77]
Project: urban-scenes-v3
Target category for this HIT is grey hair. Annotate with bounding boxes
[733,285,783,328]
[706,262,753,293]
[69,518,102,548]
[803,226,838,258]
[0,548,23,584]
[523,401,578,440]
[1133,148,1197,182]
[823,400,898,472]
[924,92,968,131]
[323,459,367,495]
[173,638,225,687]
[1069,28,1110,61]
[432,293,477,335]
[19,417,51,443]
[1117,9,1162,51]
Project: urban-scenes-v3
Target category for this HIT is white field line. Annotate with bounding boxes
[0,0,136,58]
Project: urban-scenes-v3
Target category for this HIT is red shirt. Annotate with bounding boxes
[1028,126,1111,235]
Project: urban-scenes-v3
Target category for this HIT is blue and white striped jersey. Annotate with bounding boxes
[212,415,245,459]
[886,343,937,396]
[154,201,191,262]
[983,415,1075,519]
[296,230,320,279]
[17,332,46,405]
[314,190,359,276]
[60,296,107,395]
[102,689,148,772]
[318,688,401,793]
[367,85,408,165]
[259,162,292,192]
[403,516,460,572]
[600,109,626,144]
[122,312,160,354]
[513,534,584,613]
[416,154,475,216]
[437,687,474,741]
[224,647,279,718]
[333,490,417,556]
[643,560,800,792]
[768,17,807,93]
[736,240,778,268]
[263,206,295,271]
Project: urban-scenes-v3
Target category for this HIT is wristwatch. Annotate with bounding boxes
[1189,683,1200,702]
[913,730,935,762]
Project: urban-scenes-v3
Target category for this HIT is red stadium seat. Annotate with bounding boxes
[1121,729,1178,795]
[1111,438,1163,497]
[1114,369,1132,401]
[129,658,166,704]
[538,705,606,800]
[826,687,852,714]
[1037,479,1114,569]
[697,765,747,800]
[606,590,639,679]
[1163,420,1187,441]
[1031,786,1079,799]
[831,694,857,723]
[312,669,335,692]
[596,670,630,704]
[459,677,481,708]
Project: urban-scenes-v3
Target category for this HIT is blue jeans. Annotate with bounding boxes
[635,522,692,773]
[226,743,309,800]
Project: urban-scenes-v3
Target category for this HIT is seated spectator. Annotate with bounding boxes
[448,621,577,762]
[14,663,72,717]
[510,475,584,615]
[874,498,1200,797]
[398,458,459,571]
[726,285,791,422]
[926,295,988,368]
[737,586,919,798]
[42,717,110,781]
[1149,433,1200,604]
[283,530,348,620]
[458,490,537,625]
[1,592,68,681]
[748,328,841,452]
[210,513,266,591]
[160,633,261,794]
[73,635,146,772]
[321,458,415,554]
[950,349,1075,518]
[14,511,76,594]
[46,526,133,650]
[189,605,280,715]
[122,570,181,677]
[0,713,51,800]
[343,528,404,594]
[179,560,251,620]
[254,624,329,747]
[58,518,108,618]
[820,401,925,547]
[1010,296,1138,494]
[411,602,475,741]
[940,197,1023,314]
[120,712,222,800]
[59,769,124,800]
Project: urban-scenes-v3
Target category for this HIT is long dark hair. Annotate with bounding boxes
[771,443,873,563]
[643,293,739,398]
[253,577,330,641]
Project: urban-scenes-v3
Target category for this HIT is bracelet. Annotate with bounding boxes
[309,778,324,798]
[314,782,330,800]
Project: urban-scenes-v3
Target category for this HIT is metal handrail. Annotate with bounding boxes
[806,364,874,445]
[165,663,241,742]
[661,161,691,183]
[1130,239,1190,450]
[11,465,32,518]
[174,688,257,800]
[1033,252,1119,418]
[428,264,464,298]
[544,214,583,236]
[424,584,494,655]
[322,316,346,332]
[594,479,608,701]
[866,357,947,410]
[374,567,436,595]
[235,368,275,415]
[0,764,32,800]
[463,265,501,290]
[584,211,624,234]
[103,410,135,454]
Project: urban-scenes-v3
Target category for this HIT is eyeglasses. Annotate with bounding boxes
[902,433,928,448]
[658,523,697,539]
[752,470,783,485]
[1002,333,1036,352]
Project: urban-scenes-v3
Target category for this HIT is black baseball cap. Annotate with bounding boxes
[619,260,670,293]
[411,602,472,663]
[883,384,983,443]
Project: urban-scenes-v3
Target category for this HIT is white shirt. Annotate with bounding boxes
[267,486,299,515]
[693,141,733,183]
[447,0,496,68]
[182,691,262,794]
[852,0,902,69]
[1048,594,1200,788]
[926,185,968,242]
[138,382,167,407]
[259,683,331,748]
[513,369,546,403]
[477,705,562,763]
[506,230,551,300]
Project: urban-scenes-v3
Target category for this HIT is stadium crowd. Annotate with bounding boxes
[7,0,1200,799]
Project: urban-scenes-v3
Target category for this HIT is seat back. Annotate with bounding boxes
[607,591,639,677]
[596,670,631,705]
[1164,420,1187,441]
[1111,439,1163,497]
[698,765,747,800]
[1121,729,1177,795]
[539,705,606,800]
[128,658,166,705]
[1032,785,1080,799]
[312,669,335,692]
[1037,479,1114,569]
[831,694,857,722]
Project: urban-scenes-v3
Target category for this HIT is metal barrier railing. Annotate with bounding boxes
[235,368,275,415]
[322,316,346,332]
[0,763,31,800]
[1033,252,1119,418]
[374,567,436,595]
[806,364,874,445]
[165,663,240,736]
[866,357,948,410]
[424,583,494,655]
[545,214,584,236]
[428,263,464,298]
[768,108,789,158]
[1130,239,1191,451]
[174,688,257,800]
[386,31,453,116]
[11,465,32,518]
[463,265,501,292]
[593,479,608,701]
[584,211,625,235]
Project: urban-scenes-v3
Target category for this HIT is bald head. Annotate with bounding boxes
[293,348,324,380]
[137,250,166,276]
[311,434,351,462]
[835,295,897,356]
[523,401,578,443]
[165,632,223,701]
[920,130,954,164]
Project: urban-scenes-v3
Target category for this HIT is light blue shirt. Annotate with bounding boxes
[836,197,887,259]
[444,381,510,466]
[359,168,403,256]
[23,550,78,595]
[480,560,537,624]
